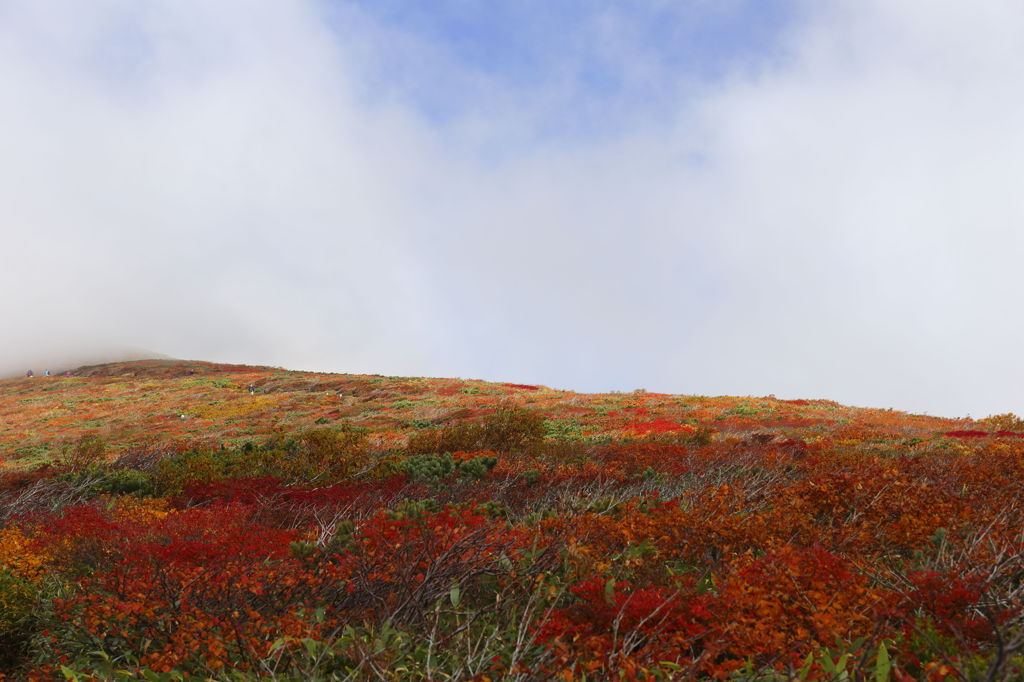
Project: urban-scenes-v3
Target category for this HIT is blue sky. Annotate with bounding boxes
[325,0,796,140]
[3,0,1024,418]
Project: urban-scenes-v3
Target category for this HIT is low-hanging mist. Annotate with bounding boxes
[2,0,1022,418]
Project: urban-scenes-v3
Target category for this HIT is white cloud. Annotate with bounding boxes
[1,0,1022,417]
[664,0,1024,416]
[0,0,441,376]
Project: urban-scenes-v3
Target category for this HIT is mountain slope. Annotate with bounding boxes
[0,358,973,468]
[1,359,1022,679]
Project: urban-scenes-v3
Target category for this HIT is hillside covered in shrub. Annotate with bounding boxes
[1,359,1023,680]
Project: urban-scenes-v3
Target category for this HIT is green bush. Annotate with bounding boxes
[399,453,498,485]
[543,419,585,440]
[401,454,456,483]
[456,455,498,480]
[60,468,155,497]
[92,469,154,496]
[387,498,440,520]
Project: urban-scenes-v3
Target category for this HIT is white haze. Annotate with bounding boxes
[1,0,1022,418]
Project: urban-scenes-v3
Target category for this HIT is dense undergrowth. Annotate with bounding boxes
[1,360,1023,680]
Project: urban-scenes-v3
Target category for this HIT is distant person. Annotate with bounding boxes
[25,370,33,378]
[249,383,255,395]
[65,371,71,377]
[44,369,50,377]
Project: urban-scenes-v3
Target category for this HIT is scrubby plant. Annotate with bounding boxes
[61,433,106,473]
[0,569,38,668]
[475,406,546,452]
[981,412,1024,432]
[299,425,366,463]
[406,406,545,455]
[154,425,369,491]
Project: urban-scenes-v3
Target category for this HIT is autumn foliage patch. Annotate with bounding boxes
[1,361,1024,679]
